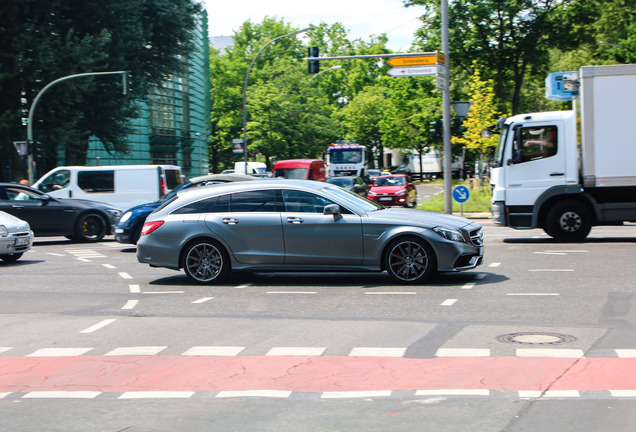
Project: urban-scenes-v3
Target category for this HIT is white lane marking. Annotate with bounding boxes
[610,390,636,397]
[235,283,252,289]
[23,391,100,399]
[365,292,416,295]
[616,349,636,358]
[216,390,291,398]
[507,293,560,296]
[47,253,65,257]
[516,349,584,358]
[415,389,490,396]
[519,390,580,398]
[119,391,194,399]
[528,269,574,272]
[182,346,245,356]
[192,297,214,304]
[267,291,317,294]
[102,264,116,269]
[105,346,167,356]
[534,252,567,256]
[349,347,406,357]
[461,283,475,290]
[266,347,326,356]
[121,300,138,310]
[129,284,141,293]
[489,262,501,267]
[436,348,490,357]
[0,393,10,398]
[441,299,457,306]
[0,347,12,354]
[321,390,392,399]
[118,272,133,279]
[142,291,185,294]
[27,348,92,357]
[550,250,588,253]
[80,319,117,334]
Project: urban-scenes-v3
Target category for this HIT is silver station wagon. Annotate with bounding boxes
[136,180,484,284]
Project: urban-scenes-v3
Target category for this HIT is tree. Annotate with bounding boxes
[406,0,582,114]
[452,64,502,179]
[0,0,201,178]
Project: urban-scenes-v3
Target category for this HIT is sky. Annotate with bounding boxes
[204,0,424,52]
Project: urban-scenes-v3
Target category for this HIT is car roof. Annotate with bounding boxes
[176,179,328,201]
[188,173,261,184]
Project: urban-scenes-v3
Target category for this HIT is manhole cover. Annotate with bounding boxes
[496,332,577,345]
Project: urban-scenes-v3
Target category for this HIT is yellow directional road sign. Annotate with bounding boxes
[387,52,445,67]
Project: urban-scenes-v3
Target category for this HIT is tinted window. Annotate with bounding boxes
[172,194,230,214]
[163,169,183,189]
[282,190,354,214]
[78,171,114,193]
[230,190,278,212]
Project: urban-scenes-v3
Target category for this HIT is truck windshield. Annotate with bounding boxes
[493,124,509,167]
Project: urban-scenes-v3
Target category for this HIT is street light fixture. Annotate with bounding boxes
[241,27,311,174]
[309,65,342,82]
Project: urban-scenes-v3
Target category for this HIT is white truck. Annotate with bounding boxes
[325,143,367,178]
[405,150,443,179]
[490,63,636,241]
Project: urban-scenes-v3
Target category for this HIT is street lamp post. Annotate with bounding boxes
[241,27,310,174]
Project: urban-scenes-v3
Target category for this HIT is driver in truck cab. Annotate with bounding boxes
[521,126,557,160]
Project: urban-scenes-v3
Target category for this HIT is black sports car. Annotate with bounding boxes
[0,182,121,242]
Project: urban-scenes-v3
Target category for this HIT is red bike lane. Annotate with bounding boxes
[1,355,635,394]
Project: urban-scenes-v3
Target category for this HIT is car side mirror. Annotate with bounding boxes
[323,204,342,220]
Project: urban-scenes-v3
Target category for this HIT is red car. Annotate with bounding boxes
[367,174,417,207]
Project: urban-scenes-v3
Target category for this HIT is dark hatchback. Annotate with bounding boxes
[113,173,259,244]
[0,182,121,242]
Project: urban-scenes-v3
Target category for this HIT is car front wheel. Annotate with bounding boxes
[75,213,107,242]
[182,239,230,284]
[384,236,436,284]
[0,253,22,263]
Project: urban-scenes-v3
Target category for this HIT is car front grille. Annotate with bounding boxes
[469,228,484,246]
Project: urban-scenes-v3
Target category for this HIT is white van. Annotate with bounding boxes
[33,165,184,211]
[234,161,267,175]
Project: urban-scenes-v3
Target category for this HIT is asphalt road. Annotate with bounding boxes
[2,221,636,431]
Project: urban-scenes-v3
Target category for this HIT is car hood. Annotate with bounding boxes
[0,211,30,231]
[122,202,161,214]
[364,207,480,231]
[57,198,121,211]
[370,185,406,193]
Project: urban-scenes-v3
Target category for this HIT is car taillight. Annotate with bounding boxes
[141,220,164,236]
[160,178,167,195]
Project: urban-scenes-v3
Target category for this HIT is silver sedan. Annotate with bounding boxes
[136,180,484,284]
[0,211,33,263]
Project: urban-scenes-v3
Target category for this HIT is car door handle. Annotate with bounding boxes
[11,204,25,209]
[286,217,304,224]
[550,172,565,176]
[222,218,239,225]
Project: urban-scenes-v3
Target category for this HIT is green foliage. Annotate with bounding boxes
[0,0,201,177]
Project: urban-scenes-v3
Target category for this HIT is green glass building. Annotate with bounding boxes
[86,10,210,178]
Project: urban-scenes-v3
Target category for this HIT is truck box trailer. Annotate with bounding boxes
[490,63,636,241]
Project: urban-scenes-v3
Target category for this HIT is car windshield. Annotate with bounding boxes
[321,185,382,212]
[374,176,405,186]
[327,178,353,187]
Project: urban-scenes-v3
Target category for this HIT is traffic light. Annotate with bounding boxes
[34,141,44,160]
[429,120,441,137]
[122,71,132,94]
[308,47,320,74]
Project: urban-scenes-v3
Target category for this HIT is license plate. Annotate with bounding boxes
[378,197,392,202]
[15,237,30,245]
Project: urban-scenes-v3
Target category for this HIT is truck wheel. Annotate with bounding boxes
[545,200,591,242]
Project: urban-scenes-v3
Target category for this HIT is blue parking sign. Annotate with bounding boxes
[452,185,470,203]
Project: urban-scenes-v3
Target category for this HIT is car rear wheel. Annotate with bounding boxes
[0,253,22,263]
[75,213,107,242]
[182,239,230,284]
[384,236,436,284]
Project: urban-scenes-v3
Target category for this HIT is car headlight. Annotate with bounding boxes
[395,188,407,196]
[107,209,122,218]
[432,226,466,243]
[368,190,377,196]
[0,225,7,237]
[118,211,132,223]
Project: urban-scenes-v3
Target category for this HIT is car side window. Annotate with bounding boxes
[78,170,115,193]
[230,190,278,212]
[172,194,230,214]
[5,187,42,201]
[282,190,353,214]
